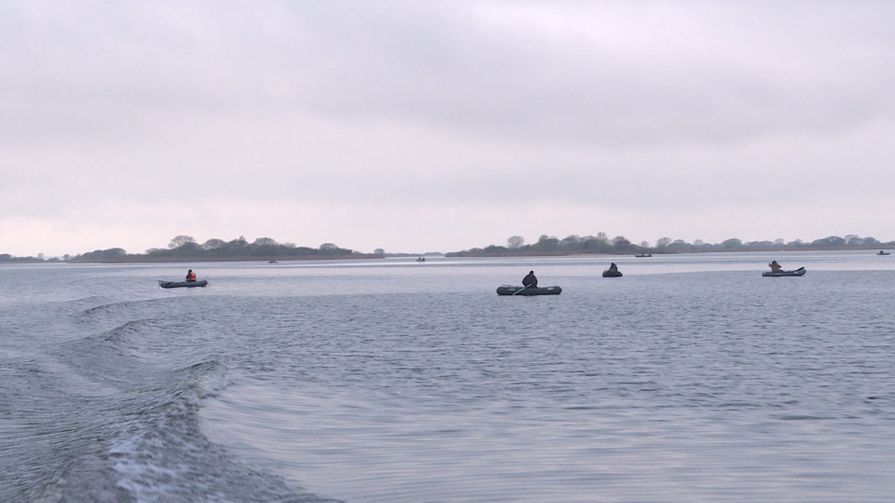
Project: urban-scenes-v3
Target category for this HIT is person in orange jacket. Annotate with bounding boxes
[186,269,197,282]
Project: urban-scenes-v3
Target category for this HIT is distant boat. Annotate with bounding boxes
[762,267,806,277]
[634,253,652,258]
[416,257,426,262]
[268,259,278,264]
[159,280,208,288]
[497,285,562,296]
[878,250,890,256]
[602,263,623,277]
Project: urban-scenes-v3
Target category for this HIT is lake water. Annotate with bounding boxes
[2,251,894,502]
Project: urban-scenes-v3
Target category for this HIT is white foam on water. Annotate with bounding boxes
[109,431,181,501]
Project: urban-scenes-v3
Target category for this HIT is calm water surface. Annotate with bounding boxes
[2,252,894,502]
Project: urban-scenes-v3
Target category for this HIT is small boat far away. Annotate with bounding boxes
[878,250,890,256]
[159,280,209,289]
[602,263,623,277]
[762,267,806,277]
[496,285,562,296]
[634,253,652,258]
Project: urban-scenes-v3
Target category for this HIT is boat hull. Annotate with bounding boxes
[602,270,623,277]
[762,268,806,277]
[496,285,562,296]
[159,280,208,288]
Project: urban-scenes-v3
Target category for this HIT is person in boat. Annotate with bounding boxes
[522,270,538,288]
[186,269,197,282]
[768,260,782,272]
[608,262,619,272]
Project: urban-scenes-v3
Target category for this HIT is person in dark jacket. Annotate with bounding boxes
[768,260,782,272]
[522,270,538,288]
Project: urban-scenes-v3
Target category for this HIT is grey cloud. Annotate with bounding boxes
[2,1,894,255]
[4,1,894,151]
[279,1,895,145]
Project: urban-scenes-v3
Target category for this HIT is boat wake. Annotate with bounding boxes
[2,296,337,503]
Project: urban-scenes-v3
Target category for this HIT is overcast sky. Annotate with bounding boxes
[2,1,894,256]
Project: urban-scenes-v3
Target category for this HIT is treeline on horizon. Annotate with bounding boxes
[1,233,894,263]
[0,235,368,263]
[445,233,895,257]
[76,235,369,262]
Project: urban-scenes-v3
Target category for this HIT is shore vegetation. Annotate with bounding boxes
[446,234,895,257]
[3,233,893,263]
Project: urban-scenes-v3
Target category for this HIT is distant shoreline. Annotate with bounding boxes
[66,254,383,264]
[446,234,893,258]
[446,246,893,259]
[4,247,892,265]
[2,233,892,263]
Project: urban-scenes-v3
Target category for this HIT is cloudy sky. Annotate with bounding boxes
[2,1,893,256]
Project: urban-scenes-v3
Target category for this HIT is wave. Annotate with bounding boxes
[77,298,162,323]
[14,358,336,502]
[6,291,338,502]
[7,294,336,503]
[107,360,339,502]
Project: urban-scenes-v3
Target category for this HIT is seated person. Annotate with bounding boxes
[608,262,618,271]
[522,270,538,288]
[768,260,782,272]
[186,269,197,282]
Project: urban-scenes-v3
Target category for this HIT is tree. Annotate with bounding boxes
[612,235,631,247]
[202,239,226,250]
[560,235,582,248]
[319,243,339,250]
[811,236,845,247]
[721,238,743,248]
[534,235,559,250]
[168,235,196,249]
[75,248,127,261]
[580,237,600,251]
[507,235,525,249]
[656,237,672,248]
[253,237,278,247]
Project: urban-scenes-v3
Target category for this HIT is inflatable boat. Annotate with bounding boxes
[159,280,208,288]
[496,285,562,296]
[762,267,806,277]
